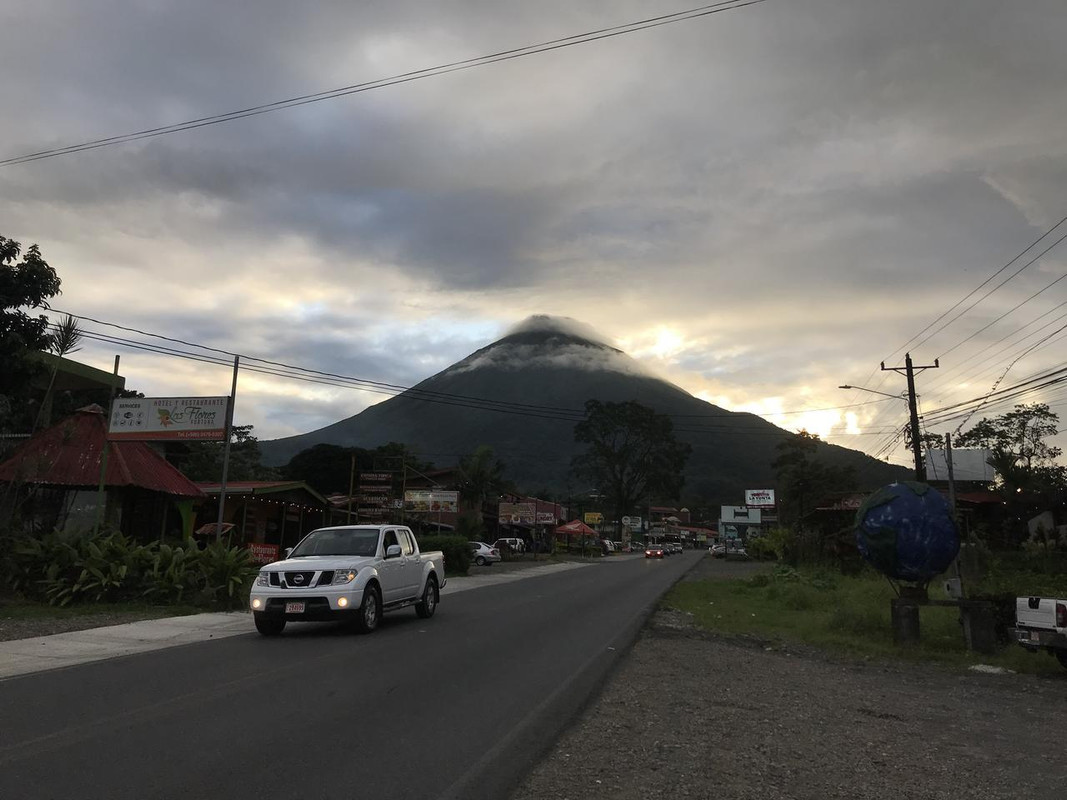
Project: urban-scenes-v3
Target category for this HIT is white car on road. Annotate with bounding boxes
[249,525,445,636]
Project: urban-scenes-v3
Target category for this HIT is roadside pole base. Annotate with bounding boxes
[891,599,921,645]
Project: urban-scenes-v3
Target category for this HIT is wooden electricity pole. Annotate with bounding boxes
[881,353,939,481]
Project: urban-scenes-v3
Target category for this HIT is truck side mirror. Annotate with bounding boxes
[385,544,402,558]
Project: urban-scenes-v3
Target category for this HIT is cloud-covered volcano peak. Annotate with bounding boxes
[503,315,615,348]
[451,314,648,376]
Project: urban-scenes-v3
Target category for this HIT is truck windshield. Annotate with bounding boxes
[289,528,379,557]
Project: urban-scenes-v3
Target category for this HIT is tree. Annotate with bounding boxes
[457,445,509,509]
[772,430,856,528]
[571,400,691,533]
[36,314,83,430]
[283,443,354,494]
[955,403,1061,472]
[177,425,279,482]
[954,403,1065,498]
[282,441,435,496]
[1,236,62,433]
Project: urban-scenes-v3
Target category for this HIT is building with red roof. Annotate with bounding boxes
[0,405,203,538]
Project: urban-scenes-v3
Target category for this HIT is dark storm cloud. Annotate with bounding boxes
[3,0,1066,447]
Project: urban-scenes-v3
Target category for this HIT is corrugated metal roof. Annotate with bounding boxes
[196,480,328,505]
[0,406,204,498]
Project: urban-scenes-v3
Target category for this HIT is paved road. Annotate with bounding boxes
[0,552,703,800]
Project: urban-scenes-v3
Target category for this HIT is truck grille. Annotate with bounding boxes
[269,572,280,587]
[283,571,315,588]
[318,571,335,586]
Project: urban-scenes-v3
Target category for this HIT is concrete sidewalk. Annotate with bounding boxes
[0,560,593,681]
[0,612,250,681]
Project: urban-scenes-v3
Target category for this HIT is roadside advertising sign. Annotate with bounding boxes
[584,512,604,525]
[108,396,228,440]
[720,506,761,524]
[405,490,459,513]
[498,502,536,524]
[627,516,642,531]
[536,512,557,525]
[246,543,280,565]
[744,489,776,507]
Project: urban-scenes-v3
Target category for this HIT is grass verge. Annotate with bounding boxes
[665,567,1066,677]
[0,599,202,621]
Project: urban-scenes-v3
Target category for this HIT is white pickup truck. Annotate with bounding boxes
[1015,596,1067,670]
[249,524,446,636]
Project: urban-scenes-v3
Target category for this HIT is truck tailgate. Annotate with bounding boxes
[1016,597,1066,631]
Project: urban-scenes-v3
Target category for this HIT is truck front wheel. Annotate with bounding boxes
[254,613,285,636]
[416,575,438,619]
[356,584,381,634]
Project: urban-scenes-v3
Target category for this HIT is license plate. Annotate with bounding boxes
[1030,631,1042,642]
[285,602,305,614]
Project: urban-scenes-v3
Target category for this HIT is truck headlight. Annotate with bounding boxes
[332,569,358,585]
[256,572,269,587]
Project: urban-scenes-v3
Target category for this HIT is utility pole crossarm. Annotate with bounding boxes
[880,352,939,482]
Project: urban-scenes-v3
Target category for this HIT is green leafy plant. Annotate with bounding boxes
[419,535,471,576]
[197,539,257,607]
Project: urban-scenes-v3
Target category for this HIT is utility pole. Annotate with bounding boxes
[881,352,939,481]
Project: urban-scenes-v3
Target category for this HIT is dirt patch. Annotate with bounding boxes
[512,605,1067,800]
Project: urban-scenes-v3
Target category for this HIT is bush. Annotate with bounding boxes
[197,539,258,607]
[419,535,470,576]
[5,527,258,609]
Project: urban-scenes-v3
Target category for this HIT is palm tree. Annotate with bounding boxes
[457,446,511,533]
[35,314,83,431]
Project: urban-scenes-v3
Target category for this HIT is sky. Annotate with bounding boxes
[3,0,1066,466]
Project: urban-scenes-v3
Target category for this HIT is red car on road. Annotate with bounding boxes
[645,544,665,559]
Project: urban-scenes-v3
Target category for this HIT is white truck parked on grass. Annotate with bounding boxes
[1015,595,1067,670]
[249,525,445,636]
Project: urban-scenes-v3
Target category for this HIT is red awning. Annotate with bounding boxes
[0,405,204,498]
[554,519,598,536]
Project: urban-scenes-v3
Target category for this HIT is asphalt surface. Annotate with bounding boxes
[0,552,702,800]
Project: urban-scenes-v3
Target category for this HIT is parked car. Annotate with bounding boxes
[494,537,525,553]
[470,541,501,566]
[710,543,726,558]
[601,539,616,553]
[248,524,445,636]
[631,541,645,551]
[645,544,665,559]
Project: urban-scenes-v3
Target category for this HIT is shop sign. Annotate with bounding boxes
[108,397,228,440]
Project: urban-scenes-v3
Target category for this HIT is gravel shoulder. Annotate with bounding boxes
[511,556,1067,800]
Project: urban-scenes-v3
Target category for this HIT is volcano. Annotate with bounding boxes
[258,316,906,501]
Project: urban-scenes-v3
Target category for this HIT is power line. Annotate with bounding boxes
[2,0,765,167]
[847,214,1067,431]
[899,216,1067,359]
[47,308,890,424]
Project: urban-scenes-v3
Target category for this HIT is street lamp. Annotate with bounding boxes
[838,385,905,399]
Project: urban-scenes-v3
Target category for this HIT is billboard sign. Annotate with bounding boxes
[536,512,557,525]
[499,502,536,524]
[405,490,459,513]
[925,449,995,482]
[622,516,643,531]
[108,397,228,441]
[744,489,776,507]
[583,512,604,525]
[720,506,761,524]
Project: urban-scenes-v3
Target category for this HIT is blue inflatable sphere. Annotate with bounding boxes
[854,482,959,583]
